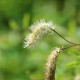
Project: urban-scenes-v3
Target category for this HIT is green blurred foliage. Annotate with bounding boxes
[0,0,80,80]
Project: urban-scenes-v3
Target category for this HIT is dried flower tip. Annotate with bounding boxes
[24,19,55,48]
[45,47,60,80]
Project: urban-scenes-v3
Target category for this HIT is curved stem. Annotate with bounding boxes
[61,44,79,51]
[51,29,79,45]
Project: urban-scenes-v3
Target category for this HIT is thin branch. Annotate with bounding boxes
[61,44,79,51]
[51,28,80,45]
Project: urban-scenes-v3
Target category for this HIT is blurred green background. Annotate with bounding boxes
[0,0,80,80]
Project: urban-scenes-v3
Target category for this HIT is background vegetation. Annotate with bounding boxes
[0,0,80,80]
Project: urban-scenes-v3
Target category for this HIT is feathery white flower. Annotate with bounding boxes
[24,19,55,48]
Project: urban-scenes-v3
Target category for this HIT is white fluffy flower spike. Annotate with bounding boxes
[24,19,55,48]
